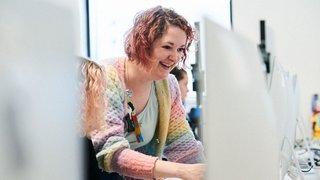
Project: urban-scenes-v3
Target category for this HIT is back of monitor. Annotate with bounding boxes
[200,17,280,180]
[0,1,81,180]
[268,60,300,178]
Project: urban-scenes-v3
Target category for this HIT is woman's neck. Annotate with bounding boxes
[125,59,154,115]
[125,59,153,91]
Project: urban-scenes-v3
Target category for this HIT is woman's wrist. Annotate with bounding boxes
[153,160,183,179]
[154,160,206,180]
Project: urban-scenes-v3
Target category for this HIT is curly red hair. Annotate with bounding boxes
[124,6,196,70]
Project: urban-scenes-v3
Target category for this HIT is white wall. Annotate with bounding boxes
[232,0,320,137]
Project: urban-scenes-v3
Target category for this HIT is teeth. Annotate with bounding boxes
[161,62,172,67]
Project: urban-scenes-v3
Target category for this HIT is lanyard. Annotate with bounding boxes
[126,89,144,143]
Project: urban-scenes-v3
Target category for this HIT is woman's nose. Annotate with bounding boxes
[169,51,180,63]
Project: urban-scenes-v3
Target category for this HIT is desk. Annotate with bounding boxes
[166,169,320,180]
[304,168,320,180]
[284,168,320,180]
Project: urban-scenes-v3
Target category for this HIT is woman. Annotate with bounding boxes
[170,67,199,140]
[82,6,205,180]
[170,67,189,105]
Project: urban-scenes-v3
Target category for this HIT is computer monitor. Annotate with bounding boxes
[284,72,299,144]
[268,60,290,145]
[0,1,81,180]
[291,75,300,119]
[200,17,280,180]
[268,60,299,178]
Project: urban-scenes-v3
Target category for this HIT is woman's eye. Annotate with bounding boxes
[162,45,171,49]
[178,48,185,52]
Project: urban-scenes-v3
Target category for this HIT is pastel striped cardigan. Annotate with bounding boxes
[91,57,204,179]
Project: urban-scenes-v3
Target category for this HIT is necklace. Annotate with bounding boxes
[124,59,143,143]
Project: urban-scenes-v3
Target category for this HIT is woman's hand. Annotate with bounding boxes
[177,163,206,180]
[153,160,206,180]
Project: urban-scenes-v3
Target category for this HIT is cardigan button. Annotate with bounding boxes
[156,139,160,143]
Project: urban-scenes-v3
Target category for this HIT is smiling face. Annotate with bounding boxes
[149,26,187,80]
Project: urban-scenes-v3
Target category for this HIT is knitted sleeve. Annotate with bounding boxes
[163,75,205,163]
[91,64,158,179]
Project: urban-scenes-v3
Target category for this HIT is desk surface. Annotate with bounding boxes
[304,168,320,180]
[284,168,320,180]
[166,169,320,180]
